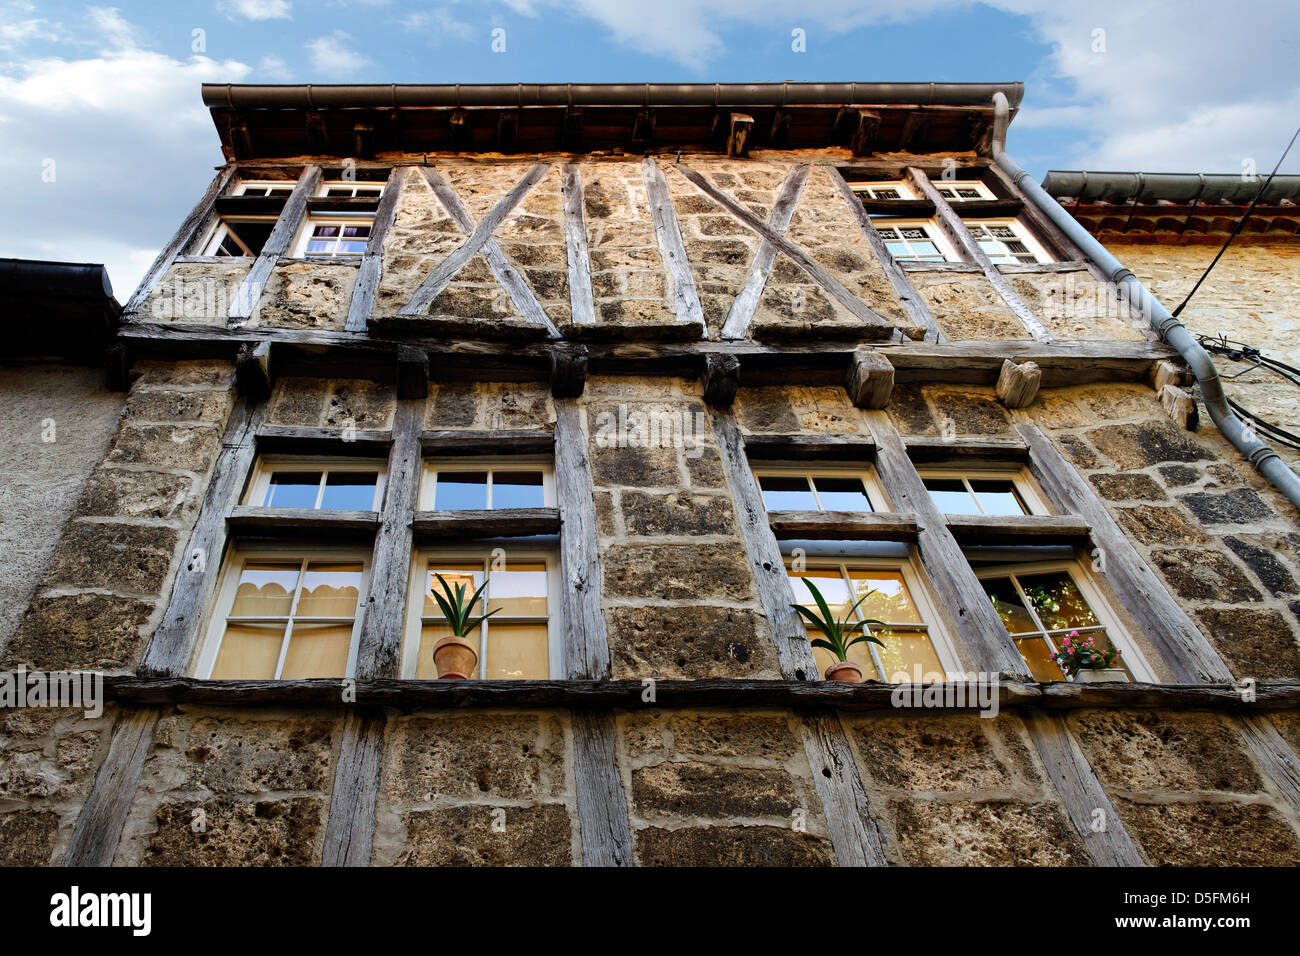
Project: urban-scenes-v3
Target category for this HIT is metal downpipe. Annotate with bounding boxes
[989,92,1300,510]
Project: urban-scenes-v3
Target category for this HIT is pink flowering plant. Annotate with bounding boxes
[1052,629,1120,678]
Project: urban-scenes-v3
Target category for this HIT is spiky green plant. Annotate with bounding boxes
[430,573,500,639]
[790,578,887,663]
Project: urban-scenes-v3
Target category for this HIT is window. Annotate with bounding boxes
[244,458,386,511]
[934,181,995,201]
[403,551,560,679]
[420,463,554,511]
[197,550,368,679]
[754,467,885,513]
[202,217,277,256]
[966,220,1049,265]
[318,181,384,198]
[233,181,296,198]
[977,562,1151,682]
[850,180,916,200]
[788,560,952,682]
[916,468,1047,516]
[871,222,954,263]
[294,217,374,258]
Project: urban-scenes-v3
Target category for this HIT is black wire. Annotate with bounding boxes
[1170,123,1300,318]
[1195,333,1300,450]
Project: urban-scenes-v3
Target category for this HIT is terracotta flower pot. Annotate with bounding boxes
[1072,667,1129,684]
[824,660,863,682]
[432,636,478,680]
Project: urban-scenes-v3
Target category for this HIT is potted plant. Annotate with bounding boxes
[1052,629,1129,683]
[429,573,500,680]
[790,579,887,682]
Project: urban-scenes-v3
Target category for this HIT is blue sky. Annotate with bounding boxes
[3,0,1298,295]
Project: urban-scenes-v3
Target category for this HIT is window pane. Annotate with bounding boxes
[320,471,378,510]
[884,240,911,258]
[981,577,1039,635]
[812,476,873,512]
[266,471,321,509]
[227,221,274,255]
[1019,572,1100,632]
[230,563,299,617]
[313,225,340,237]
[488,562,548,617]
[910,240,942,259]
[433,471,488,510]
[969,479,1028,516]
[492,471,545,509]
[808,633,877,680]
[306,240,334,255]
[416,622,479,679]
[338,241,368,254]
[342,225,371,238]
[1016,637,1065,682]
[424,564,483,617]
[280,622,353,679]
[923,477,977,514]
[485,623,549,680]
[295,563,362,617]
[846,570,923,624]
[758,475,816,511]
[325,187,352,196]
[212,623,284,679]
[789,569,854,620]
[875,628,945,683]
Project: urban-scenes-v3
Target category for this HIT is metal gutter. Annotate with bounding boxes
[0,257,114,300]
[202,81,1024,111]
[1042,170,1300,206]
[989,92,1300,508]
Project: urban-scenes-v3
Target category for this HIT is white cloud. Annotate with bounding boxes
[305,30,370,75]
[256,54,292,80]
[217,0,292,21]
[400,7,475,43]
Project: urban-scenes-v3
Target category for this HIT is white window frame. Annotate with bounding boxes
[753,464,890,513]
[401,547,562,680]
[292,214,376,258]
[317,181,385,199]
[194,545,371,680]
[870,219,961,263]
[233,180,297,197]
[200,216,278,257]
[915,466,1052,516]
[934,181,996,201]
[849,180,918,201]
[786,554,960,682]
[965,219,1052,265]
[975,559,1157,682]
[419,459,556,511]
[243,455,388,511]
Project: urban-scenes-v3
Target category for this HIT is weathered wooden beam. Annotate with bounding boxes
[98,676,1300,713]
[229,123,253,160]
[354,399,423,679]
[744,433,877,462]
[561,164,597,327]
[908,166,1052,343]
[851,110,881,156]
[550,343,588,399]
[1149,358,1194,392]
[572,709,633,866]
[846,348,895,409]
[1238,714,1300,820]
[800,709,888,866]
[563,106,583,151]
[555,400,610,680]
[305,111,328,153]
[352,123,375,159]
[228,165,322,323]
[1158,384,1199,430]
[257,424,391,456]
[631,108,655,149]
[702,353,740,407]
[720,164,809,340]
[228,506,380,537]
[713,411,820,681]
[320,708,385,867]
[1014,418,1233,682]
[888,340,1172,387]
[139,399,262,677]
[995,358,1042,409]
[412,508,560,539]
[400,164,550,318]
[641,157,706,331]
[497,111,518,153]
[767,109,792,148]
[421,428,553,457]
[904,435,1028,463]
[727,112,755,157]
[898,111,929,151]
[396,345,429,400]
[768,510,919,541]
[944,512,1090,546]
[346,165,407,333]
[235,341,272,399]
[1021,707,1145,866]
[828,167,941,343]
[448,109,470,151]
[676,164,897,338]
[123,166,236,318]
[865,410,1032,680]
[62,707,160,866]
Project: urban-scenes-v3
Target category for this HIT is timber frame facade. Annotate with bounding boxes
[5,82,1300,867]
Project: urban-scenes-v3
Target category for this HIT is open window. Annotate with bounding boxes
[202,217,277,257]
[965,220,1050,265]
[294,217,373,258]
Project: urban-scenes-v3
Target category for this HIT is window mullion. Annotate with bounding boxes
[273,558,310,680]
